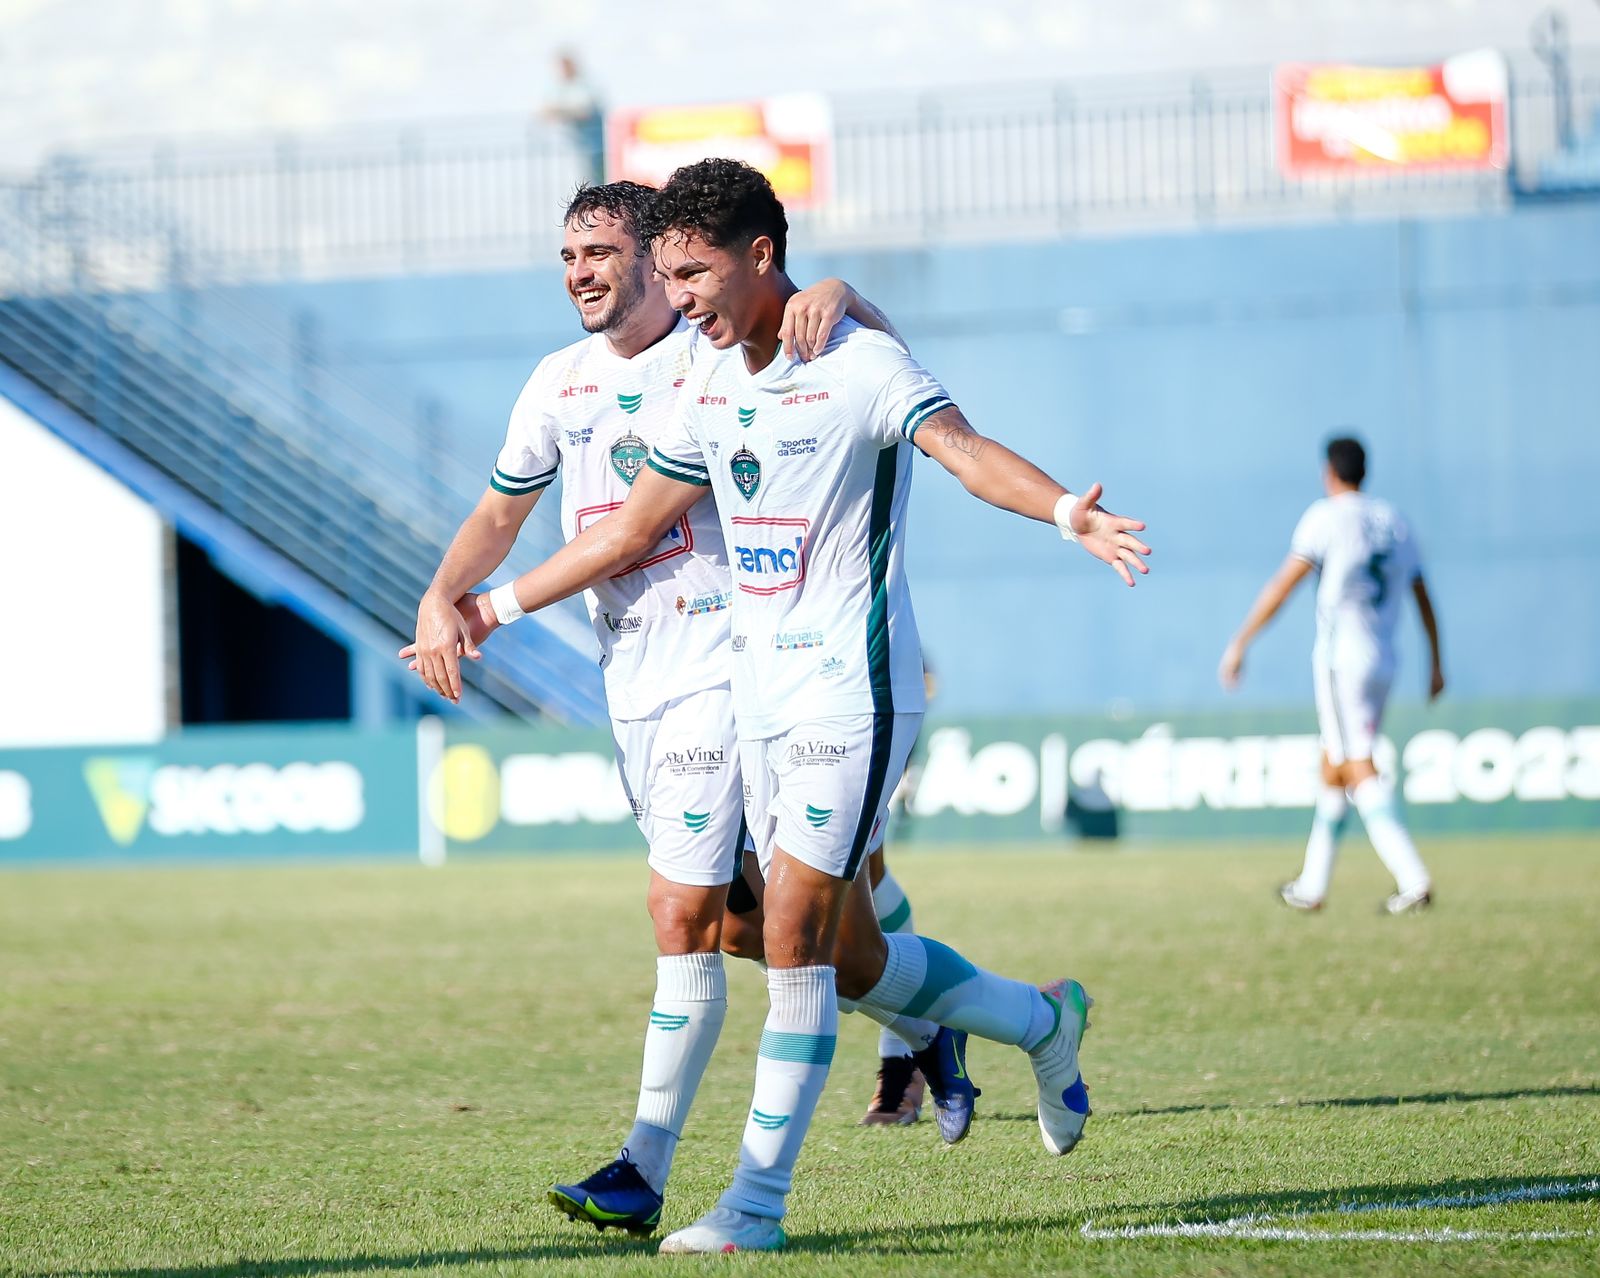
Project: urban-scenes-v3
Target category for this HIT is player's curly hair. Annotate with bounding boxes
[641,158,788,270]
[562,181,658,254]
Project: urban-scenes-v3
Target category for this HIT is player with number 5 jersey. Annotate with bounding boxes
[1220,436,1446,915]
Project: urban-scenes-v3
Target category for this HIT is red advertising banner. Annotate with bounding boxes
[1275,49,1509,178]
[606,94,832,208]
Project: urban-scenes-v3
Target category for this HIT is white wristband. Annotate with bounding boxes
[1052,492,1080,543]
[487,582,526,626]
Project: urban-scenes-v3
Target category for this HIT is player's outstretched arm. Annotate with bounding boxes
[408,486,541,703]
[1412,574,1445,701]
[914,406,1151,586]
[408,467,708,703]
[1218,555,1314,690]
[780,280,906,363]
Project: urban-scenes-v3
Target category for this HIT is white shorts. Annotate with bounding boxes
[741,713,921,881]
[611,685,745,887]
[1314,660,1392,766]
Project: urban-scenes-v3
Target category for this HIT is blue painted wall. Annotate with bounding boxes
[219,203,1600,719]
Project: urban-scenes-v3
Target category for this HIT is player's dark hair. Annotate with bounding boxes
[642,158,788,270]
[562,181,658,254]
[1326,436,1366,486]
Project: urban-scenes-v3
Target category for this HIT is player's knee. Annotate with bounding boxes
[648,884,723,954]
[720,909,765,961]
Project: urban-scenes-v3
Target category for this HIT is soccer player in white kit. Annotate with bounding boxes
[1220,436,1445,914]
[408,181,922,1237]
[477,159,1153,1253]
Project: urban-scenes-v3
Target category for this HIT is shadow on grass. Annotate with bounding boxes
[59,1174,1597,1272]
[979,1082,1600,1122]
[51,1237,652,1278]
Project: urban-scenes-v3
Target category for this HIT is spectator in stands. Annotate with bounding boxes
[544,51,605,185]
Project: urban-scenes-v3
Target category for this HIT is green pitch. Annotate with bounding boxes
[3,836,1596,1277]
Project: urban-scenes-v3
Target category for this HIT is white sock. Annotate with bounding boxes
[871,868,917,1058]
[857,933,1056,1051]
[1352,775,1431,896]
[1295,786,1349,900]
[719,965,837,1221]
[622,951,726,1195]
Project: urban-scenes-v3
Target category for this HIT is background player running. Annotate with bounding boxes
[1220,435,1445,914]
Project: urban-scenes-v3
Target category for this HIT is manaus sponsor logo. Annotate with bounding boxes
[676,590,731,616]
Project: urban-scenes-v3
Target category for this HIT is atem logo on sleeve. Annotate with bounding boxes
[730,517,809,595]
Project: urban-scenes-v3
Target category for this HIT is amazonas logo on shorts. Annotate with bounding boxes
[731,517,809,596]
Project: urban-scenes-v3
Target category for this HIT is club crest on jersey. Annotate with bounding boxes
[730,446,762,501]
[737,406,757,428]
[609,432,648,486]
[617,391,643,415]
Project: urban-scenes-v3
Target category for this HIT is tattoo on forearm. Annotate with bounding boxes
[924,414,988,463]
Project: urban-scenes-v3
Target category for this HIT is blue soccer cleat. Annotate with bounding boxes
[548,1152,663,1236]
[912,1026,981,1144]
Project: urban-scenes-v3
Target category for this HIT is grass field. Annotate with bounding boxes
[2,836,1597,1277]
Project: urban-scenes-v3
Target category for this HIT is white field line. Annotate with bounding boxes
[1082,1178,1600,1243]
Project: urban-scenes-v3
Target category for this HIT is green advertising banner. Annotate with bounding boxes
[0,724,419,864]
[1,701,1595,865]
[425,699,1600,857]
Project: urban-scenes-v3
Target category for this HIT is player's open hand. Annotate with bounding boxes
[779,278,851,363]
[1068,483,1151,587]
[403,591,498,703]
[1218,638,1246,691]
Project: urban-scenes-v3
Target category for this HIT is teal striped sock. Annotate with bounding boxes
[859,933,1049,1049]
[720,965,837,1220]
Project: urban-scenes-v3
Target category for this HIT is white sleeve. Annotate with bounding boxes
[646,381,711,488]
[492,361,561,496]
[1289,502,1329,568]
[845,332,956,448]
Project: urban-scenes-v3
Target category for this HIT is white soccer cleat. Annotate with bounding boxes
[1383,885,1433,915]
[1278,881,1324,912]
[657,1206,786,1254]
[1029,977,1093,1156]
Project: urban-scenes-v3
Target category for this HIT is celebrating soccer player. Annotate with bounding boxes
[453,159,1151,1253]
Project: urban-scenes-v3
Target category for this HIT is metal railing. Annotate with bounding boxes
[8,52,1598,288]
[0,184,605,723]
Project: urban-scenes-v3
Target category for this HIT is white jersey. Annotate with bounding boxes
[1290,491,1421,673]
[649,319,950,738]
[494,322,732,720]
